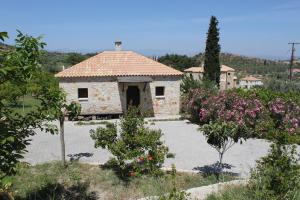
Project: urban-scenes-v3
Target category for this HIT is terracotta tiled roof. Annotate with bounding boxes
[220,65,235,72]
[55,51,183,78]
[240,76,262,81]
[184,65,235,73]
[184,67,204,73]
[289,68,300,73]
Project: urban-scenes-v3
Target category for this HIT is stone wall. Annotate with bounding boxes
[220,71,236,90]
[59,76,181,116]
[187,72,236,90]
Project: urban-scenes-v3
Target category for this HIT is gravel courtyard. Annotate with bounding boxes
[25,120,273,177]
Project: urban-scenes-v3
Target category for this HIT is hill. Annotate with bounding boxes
[1,43,299,75]
[158,53,297,76]
[0,43,96,73]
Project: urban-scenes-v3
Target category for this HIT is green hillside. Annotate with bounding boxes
[0,43,96,73]
[40,51,96,72]
[1,42,299,76]
[158,53,298,76]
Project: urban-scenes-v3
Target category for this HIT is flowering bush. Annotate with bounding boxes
[268,98,299,134]
[90,107,173,178]
[183,88,217,122]
[188,88,300,142]
[199,91,264,129]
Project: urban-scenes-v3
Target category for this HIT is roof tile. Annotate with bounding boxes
[55,51,183,77]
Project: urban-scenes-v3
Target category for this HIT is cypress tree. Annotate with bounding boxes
[203,16,221,87]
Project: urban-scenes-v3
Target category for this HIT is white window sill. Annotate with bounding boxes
[156,96,165,99]
[78,98,88,101]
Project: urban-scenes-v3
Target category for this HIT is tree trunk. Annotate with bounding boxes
[219,152,224,166]
[218,152,224,182]
[59,116,66,167]
[22,95,25,114]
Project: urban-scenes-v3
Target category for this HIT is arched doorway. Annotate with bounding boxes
[126,86,140,109]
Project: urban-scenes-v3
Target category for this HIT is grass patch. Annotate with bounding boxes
[206,185,253,200]
[4,95,40,115]
[206,185,300,200]
[10,161,235,200]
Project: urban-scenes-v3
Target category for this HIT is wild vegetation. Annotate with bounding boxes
[0,161,234,200]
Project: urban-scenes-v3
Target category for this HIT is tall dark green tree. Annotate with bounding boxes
[203,16,221,87]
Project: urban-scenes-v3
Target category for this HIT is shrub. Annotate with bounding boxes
[249,141,300,200]
[180,74,217,94]
[90,107,172,178]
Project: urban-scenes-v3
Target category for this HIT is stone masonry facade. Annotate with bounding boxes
[59,76,181,116]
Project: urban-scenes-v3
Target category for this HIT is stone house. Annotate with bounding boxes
[239,76,263,89]
[184,65,237,90]
[55,42,183,117]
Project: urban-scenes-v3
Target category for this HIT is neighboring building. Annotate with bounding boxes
[288,68,300,77]
[184,65,237,90]
[239,76,263,89]
[55,42,183,117]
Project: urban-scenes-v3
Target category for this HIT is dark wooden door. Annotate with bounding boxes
[126,86,140,109]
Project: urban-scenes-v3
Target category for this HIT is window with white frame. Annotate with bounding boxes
[155,86,165,98]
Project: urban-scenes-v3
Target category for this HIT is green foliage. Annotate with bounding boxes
[0,32,8,41]
[231,87,300,107]
[206,185,253,200]
[263,78,300,93]
[249,141,300,200]
[180,74,217,94]
[90,107,171,178]
[202,122,242,150]
[158,54,197,71]
[39,51,96,73]
[65,52,87,65]
[204,16,221,86]
[0,31,72,192]
[158,165,190,200]
[0,31,41,190]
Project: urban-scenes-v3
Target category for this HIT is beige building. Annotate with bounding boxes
[184,65,237,90]
[55,43,183,117]
[239,76,263,89]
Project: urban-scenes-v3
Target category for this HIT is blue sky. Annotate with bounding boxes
[1,0,300,59]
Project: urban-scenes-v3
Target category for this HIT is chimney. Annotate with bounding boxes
[114,41,122,51]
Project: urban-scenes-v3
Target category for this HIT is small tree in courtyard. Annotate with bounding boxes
[40,87,81,167]
[203,16,221,87]
[90,107,172,178]
[199,91,265,178]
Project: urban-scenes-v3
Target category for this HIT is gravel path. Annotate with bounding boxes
[25,120,273,177]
